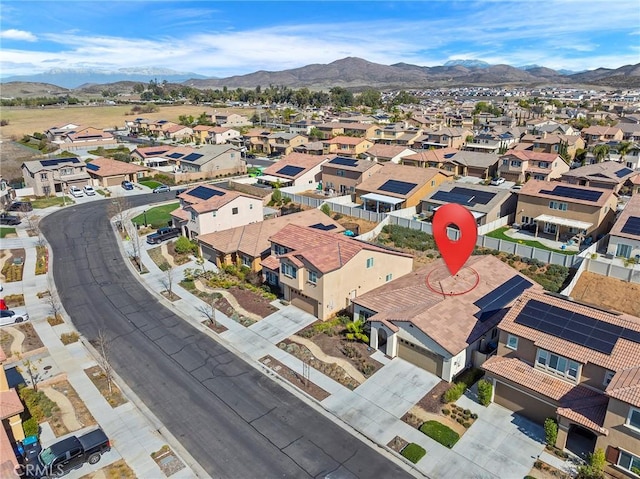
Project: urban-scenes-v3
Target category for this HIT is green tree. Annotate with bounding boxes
[543,418,558,446]
[330,87,354,108]
[577,448,606,479]
[358,89,382,108]
[271,187,282,204]
[308,127,323,141]
[592,144,610,163]
[345,319,369,343]
[617,141,632,158]
[320,203,331,216]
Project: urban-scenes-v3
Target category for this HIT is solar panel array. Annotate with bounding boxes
[168,152,184,159]
[86,163,100,171]
[145,150,168,156]
[378,179,417,195]
[539,185,603,202]
[309,223,338,231]
[276,165,305,177]
[615,167,634,178]
[188,186,225,200]
[514,299,640,354]
[621,216,640,236]
[41,157,80,167]
[329,157,358,167]
[182,153,204,162]
[431,187,496,207]
[474,276,533,322]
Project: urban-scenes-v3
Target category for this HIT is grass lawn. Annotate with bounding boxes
[486,227,577,255]
[139,180,162,189]
[31,196,74,208]
[132,202,179,228]
[401,443,426,463]
[419,420,460,448]
[0,227,16,238]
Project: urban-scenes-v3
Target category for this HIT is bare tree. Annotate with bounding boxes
[196,293,219,326]
[161,264,175,299]
[16,354,44,391]
[91,330,114,394]
[127,223,144,272]
[46,276,63,321]
[107,194,131,233]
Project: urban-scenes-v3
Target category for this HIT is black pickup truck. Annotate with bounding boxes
[24,428,110,478]
[146,226,181,244]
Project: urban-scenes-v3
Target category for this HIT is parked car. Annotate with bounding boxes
[0,308,30,326]
[24,427,110,478]
[8,201,33,212]
[121,180,134,190]
[152,184,170,193]
[146,227,181,244]
[69,186,84,197]
[174,188,186,197]
[0,213,21,225]
[83,185,96,196]
[490,177,505,186]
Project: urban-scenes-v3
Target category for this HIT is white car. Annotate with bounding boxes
[490,177,506,186]
[83,185,96,196]
[69,186,84,197]
[0,308,30,326]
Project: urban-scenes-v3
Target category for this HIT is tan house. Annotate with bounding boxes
[560,161,638,194]
[192,125,217,144]
[22,157,90,196]
[130,145,173,168]
[171,184,263,238]
[162,124,193,142]
[0,176,15,209]
[210,113,251,128]
[165,145,246,179]
[421,127,471,149]
[267,132,308,156]
[86,157,150,187]
[498,150,569,183]
[517,133,585,160]
[483,290,640,477]
[321,156,383,196]
[322,136,373,157]
[581,126,624,146]
[361,144,416,164]
[606,194,640,260]
[516,180,617,243]
[197,209,344,271]
[260,224,413,320]
[401,147,458,169]
[356,163,454,212]
[55,126,117,149]
[373,123,423,146]
[353,255,541,381]
[259,152,333,187]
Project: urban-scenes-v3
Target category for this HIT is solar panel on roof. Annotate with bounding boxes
[144,150,168,156]
[182,153,204,162]
[276,165,305,177]
[539,185,603,202]
[474,276,533,322]
[615,168,634,178]
[378,179,417,195]
[168,152,184,159]
[188,185,225,200]
[444,153,456,159]
[432,187,496,207]
[86,163,100,171]
[309,223,338,231]
[329,157,358,167]
[621,216,640,236]
[40,157,80,167]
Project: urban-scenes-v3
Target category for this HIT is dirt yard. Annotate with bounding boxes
[571,271,640,316]
[260,355,331,401]
[333,214,378,234]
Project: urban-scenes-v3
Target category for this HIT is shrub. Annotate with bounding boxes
[60,332,80,344]
[419,420,460,448]
[477,379,493,406]
[455,367,484,388]
[400,443,426,464]
[443,382,466,403]
[577,448,606,479]
[175,236,196,255]
[463,422,471,428]
[544,418,558,447]
[23,417,39,437]
[47,315,64,326]
[19,386,58,423]
[271,188,282,203]
[360,363,375,376]
[320,203,331,216]
[442,408,450,415]
[470,413,478,420]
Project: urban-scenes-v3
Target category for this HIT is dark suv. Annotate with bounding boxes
[0,213,21,225]
[8,201,33,212]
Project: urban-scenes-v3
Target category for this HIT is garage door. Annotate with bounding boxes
[397,338,442,376]
[290,290,317,317]
[106,175,126,187]
[494,382,556,424]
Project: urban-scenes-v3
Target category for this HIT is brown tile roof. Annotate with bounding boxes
[357,163,453,199]
[193,125,215,132]
[135,145,173,157]
[525,166,553,175]
[354,255,542,355]
[402,147,458,164]
[177,184,258,214]
[610,194,640,240]
[581,126,622,136]
[518,179,614,207]
[197,209,344,257]
[0,389,23,419]
[262,153,335,179]
[260,254,280,271]
[322,157,380,173]
[270,224,411,274]
[86,157,149,177]
[170,207,190,221]
[557,396,609,435]
[324,136,370,146]
[500,291,640,371]
[607,366,640,408]
[502,150,561,162]
[561,161,638,184]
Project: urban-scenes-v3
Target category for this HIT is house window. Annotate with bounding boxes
[627,408,640,430]
[308,270,317,284]
[274,244,287,255]
[521,216,531,224]
[190,211,197,221]
[366,257,374,268]
[549,201,568,211]
[60,167,73,175]
[241,255,251,267]
[510,160,522,167]
[506,334,518,350]
[618,450,640,475]
[539,162,549,169]
[536,349,581,381]
[232,207,239,215]
[212,211,217,217]
[40,173,48,180]
[385,273,393,282]
[337,170,345,177]
[281,263,297,278]
[502,159,509,166]
[616,243,633,259]
[603,370,615,386]
[431,180,436,186]
[249,204,253,210]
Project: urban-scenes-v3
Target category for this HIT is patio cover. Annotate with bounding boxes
[534,214,592,231]
[433,205,486,220]
[257,174,292,184]
[360,193,405,205]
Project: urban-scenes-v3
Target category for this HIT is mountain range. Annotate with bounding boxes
[2,58,639,91]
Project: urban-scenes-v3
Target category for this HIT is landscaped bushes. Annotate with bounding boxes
[544,418,558,447]
[400,443,426,463]
[174,236,198,255]
[419,420,460,448]
[477,379,493,406]
[18,386,58,426]
[443,382,466,403]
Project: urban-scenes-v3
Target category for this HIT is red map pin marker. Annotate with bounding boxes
[432,203,478,276]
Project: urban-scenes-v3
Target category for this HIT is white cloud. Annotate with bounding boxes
[0,29,37,42]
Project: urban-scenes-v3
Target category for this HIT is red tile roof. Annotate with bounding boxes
[86,157,149,177]
[502,150,561,162]
[607,366,640,408]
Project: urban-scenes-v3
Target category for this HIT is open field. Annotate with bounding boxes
[0,104,249,140]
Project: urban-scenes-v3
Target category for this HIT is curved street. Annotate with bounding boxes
[40,194,411,479]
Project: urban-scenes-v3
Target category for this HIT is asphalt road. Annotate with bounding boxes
[40,194,412,479]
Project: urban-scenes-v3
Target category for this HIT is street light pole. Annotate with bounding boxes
[143,210,147,227]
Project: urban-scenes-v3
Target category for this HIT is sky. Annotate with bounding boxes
[1,0,639,79]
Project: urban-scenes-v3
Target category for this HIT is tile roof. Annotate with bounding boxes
[561,160,638,184]
[262,153,334,179]
[322,157,380,173]
[502,150,561,163]
[260,255,280,271]
[177,184,258,214]
[518,179,615,207]
[363,144,415,159]
[0,388,24,419]
[134,145,173,157]
[197,209,344,257]
[354,255,541,355]
[609,194,640,240]
[499,291,640,371]
[402,147,458,164]
[86,157,149,177]
[357,163,454,199]
[324,136,371,146]
[606,365,640,408]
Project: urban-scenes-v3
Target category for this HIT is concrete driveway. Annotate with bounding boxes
[248,305,317,344]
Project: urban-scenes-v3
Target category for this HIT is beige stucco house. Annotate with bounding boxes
[85,157,150,187]
[259,152,332,187]
[560,161,638,194]
[22,157,90,196]
[498,150,570,183]
[322,136,373,157]
[606,194,640,260]
[321,156,384,196]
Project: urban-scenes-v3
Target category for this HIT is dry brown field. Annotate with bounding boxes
[0,104,250,141]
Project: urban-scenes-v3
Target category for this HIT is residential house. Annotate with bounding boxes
[401,148,458,169]
[373,123,423,146]
[516,133,585,160]
[22,157,90,196]
[85,157,150,187]
[171,184,263,238]
[462,133,503,154]
[581,126,624,146]
[445,151,501,180]
[561,161,638,194]
[57,126,117,150]
[0,176,15,209]
[516,180,617,243]
[192,125,217,145]
[210,113,251,128]
[197,209,344,270]
[267,132,308,157]
[162,124,193,142]
[44,123,81,142]
[356,163,454,212]
[208,127,241,145]
[606,194,640,260]
[321,156,383,196]
[483,290,640,478]
[130,145,174,168]
[258,153,333,187]
[260,224,413,319]
[322,136,373,157]
[421,182,517,226]
[361,144,416,164]
[498,150,570,183]
[164,145,246,178]
[420,127,471,149]
[353,255,541,381]
[293,141,325,155]
[618,123,640,143]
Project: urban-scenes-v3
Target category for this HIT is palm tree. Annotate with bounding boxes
[592,144,610,163]
[617,141,632,159]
